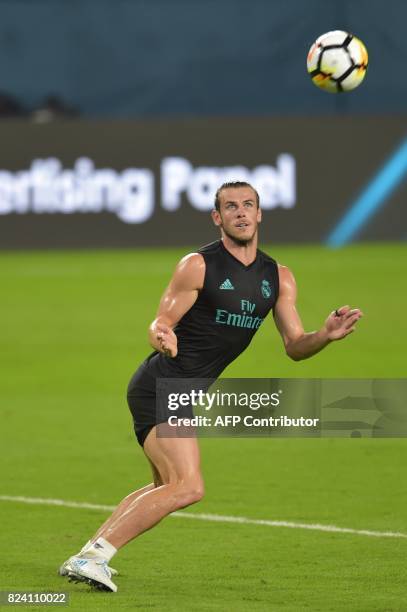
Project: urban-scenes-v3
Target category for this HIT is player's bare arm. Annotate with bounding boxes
[274,265,363,361]
[149,253,205,357]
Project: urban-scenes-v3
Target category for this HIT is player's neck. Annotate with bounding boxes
[221,234,258,266]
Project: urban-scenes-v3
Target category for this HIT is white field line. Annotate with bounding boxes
[1,494,406,540]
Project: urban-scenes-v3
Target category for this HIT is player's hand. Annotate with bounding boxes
[156,324,178,358]
[324,305,363,341]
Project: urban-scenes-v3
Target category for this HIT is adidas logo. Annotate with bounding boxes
[219,278,234,290]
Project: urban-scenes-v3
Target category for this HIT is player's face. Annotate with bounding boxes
[212,187,261,244]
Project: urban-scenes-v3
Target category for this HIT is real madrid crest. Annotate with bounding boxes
[261,279,272,299]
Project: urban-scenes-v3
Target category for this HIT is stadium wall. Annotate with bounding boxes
[0,117,405,249]
[0,0,405,116]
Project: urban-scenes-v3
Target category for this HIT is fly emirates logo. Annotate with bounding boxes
[215,300,263,330]
[0,155,296,223]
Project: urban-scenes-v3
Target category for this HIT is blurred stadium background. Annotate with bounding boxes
[1,1,406,610]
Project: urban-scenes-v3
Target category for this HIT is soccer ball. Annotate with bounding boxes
[307,30,368,93]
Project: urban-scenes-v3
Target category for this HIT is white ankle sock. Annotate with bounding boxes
[82,537,117,563]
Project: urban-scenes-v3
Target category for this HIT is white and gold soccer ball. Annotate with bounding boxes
[307,30,368,93]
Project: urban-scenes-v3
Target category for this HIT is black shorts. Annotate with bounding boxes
[127,363,159,447]
[127,392,158,447]
[127,363,195,447]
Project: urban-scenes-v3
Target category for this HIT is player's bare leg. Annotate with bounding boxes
[98,425,204,548]
[58,470,160,580]
[61,426,203,591]
[90,459,162,542]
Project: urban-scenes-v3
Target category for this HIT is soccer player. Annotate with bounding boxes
[60,181,362,592]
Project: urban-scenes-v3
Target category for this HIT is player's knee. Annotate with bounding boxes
[186,481,205,505]
[174,479,204,508]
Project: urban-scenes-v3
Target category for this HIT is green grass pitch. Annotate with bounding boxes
[1,243,406,611]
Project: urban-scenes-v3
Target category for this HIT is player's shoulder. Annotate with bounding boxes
[174,251,206,288]
[177,251,205,270]
[175,242,222,278]
[276,263,296,292]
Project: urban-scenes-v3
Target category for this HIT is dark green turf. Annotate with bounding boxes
[1,244,406,610]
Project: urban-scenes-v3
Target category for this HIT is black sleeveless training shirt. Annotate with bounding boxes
[134,240,279,382]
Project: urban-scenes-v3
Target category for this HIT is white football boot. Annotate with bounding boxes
[59,556,118,577]
[66,557,118,592]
